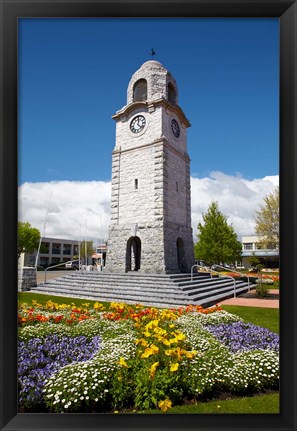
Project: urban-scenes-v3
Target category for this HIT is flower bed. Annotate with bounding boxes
[18,300,279,413]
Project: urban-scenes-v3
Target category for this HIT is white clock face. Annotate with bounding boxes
[130,115,146,134]
[171,119,180,138]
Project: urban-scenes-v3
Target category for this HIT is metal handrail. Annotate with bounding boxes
[191,264,237,298]
[44,260,80,284]
[210,264,251,291]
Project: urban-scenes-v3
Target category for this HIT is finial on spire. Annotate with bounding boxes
[149,48,156,59]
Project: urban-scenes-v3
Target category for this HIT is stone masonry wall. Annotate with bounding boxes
[18,267,37,291]
[164,224,195,273]
[127,60,178,105]
[114,106,163,152]
[106,59,194,274]
[105,223,165,273]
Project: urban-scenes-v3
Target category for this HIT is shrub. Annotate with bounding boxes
[256,284,270,298]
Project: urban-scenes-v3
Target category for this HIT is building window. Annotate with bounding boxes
[40,257,49,267]
[40,242,49,254]
[133,79,147,102]
[63,244,72,255]
[52,243,61,254]
[168,82,176,105]
[243,243,253,250]
[135,179,138,190]
[176,182,179,192]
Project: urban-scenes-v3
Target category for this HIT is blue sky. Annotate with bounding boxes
[18,18,279,241]
[18,18,279,184]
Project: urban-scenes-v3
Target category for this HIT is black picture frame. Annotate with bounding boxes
[1,1,296,430]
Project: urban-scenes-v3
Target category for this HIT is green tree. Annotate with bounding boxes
[255,188,279,249]
[249,253,261,269]
[194,202,242,265]
[18,221,40,259]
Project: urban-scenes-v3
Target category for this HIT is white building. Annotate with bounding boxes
[19,237,81,268]
[241,235,279,268]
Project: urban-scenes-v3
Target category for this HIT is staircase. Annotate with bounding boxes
[30,271,256,308]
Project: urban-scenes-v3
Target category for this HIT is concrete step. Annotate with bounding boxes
[31,271,254,308]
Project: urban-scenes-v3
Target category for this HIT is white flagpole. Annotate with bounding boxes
[35,191,53,269]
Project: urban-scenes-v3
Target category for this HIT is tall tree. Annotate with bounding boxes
[255,188,279,249]
[194,202,242,265]
[18,221,40,259]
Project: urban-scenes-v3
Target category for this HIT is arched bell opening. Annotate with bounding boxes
[126,236,141,272]
[176,237,187,273]
[133,79,147,102]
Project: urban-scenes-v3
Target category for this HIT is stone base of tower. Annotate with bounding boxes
[164,223,195,273]
[105,222,195,274]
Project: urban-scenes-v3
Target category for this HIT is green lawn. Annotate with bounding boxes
[221,305,279,334]
[18,292,110,309]
[142,392,279,414]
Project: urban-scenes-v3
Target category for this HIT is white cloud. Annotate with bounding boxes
[191,171,279,240]
[18,181,111,245]
[18,172,278,244]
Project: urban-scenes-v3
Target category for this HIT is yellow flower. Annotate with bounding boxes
[174,331,186,341]
[149,362,159,379]
[110,302,125,311]
[165,349,175,357]
[153,326,167,336]
[185,350,198,359]
[158,399,172,412]
[145,319,159,330]
[160,310,178,320]
[135,338,149,347]
[32,299,42,308]
[170,362,179,372]
[93,302,105,311]
[162,339,171,346]
[141,345,159,358]
[118,357,129,368]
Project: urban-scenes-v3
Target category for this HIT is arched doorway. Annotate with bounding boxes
[126,237,141,272]
[177,238,187,273]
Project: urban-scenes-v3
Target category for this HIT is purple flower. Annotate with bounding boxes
[18,334,102,409]
[204,322,279,353]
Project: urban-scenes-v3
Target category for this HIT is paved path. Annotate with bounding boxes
[37,270,70,284]
[218,289,279,308]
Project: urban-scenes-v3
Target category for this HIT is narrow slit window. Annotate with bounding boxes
[168,82,176,105]
[135,179,138,190]
[176,182,179,192]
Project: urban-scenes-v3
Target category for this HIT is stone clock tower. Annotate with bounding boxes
[105,60,195,273]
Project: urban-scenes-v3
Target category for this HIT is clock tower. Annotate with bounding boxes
[105,60,195,273]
